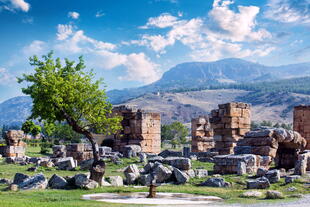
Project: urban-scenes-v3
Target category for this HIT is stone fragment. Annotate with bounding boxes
[18,173,48,190]
[48,174,68,189]
[143,162,154,174]
[246,177,270,189]
[173,168,189,184]
[265,190,284,199]
[74,174,98,189]
[159,149,182,158]
[194,169,208,178]
[56,157,77,170]
[256,167,268,177]
[0,178,11,185]
[100,177,112,186]
[108,176,123,187]
[162,157,191,170]
[79,159,94,170]
[139,153,147,163]
[40,160,54,168]
[123,145,142,158]
[148,156,164,163]
[9,184,19,191]
[153,164,172,183]
[98,146,112,156]
[13,173,29,185]
[237,161,246,175]
[124,164,140,184]
[265,169,280,183]
[241,191,263,198]
[285,175,301,184]
[200,177,230,187]
[139,174,152,186]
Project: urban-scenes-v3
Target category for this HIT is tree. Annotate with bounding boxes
[18,52,122,183]
[161,122,188,148]
[22,120,42,137]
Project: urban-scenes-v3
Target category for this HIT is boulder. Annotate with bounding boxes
[247,177,270,189]
[40,160,54,168]
[123,145,141,158]
[153,164,172,183]
[241,191,263,198]
[194,169,208,178]
[79,159,94,170]
[56,157,77,170]
[148,156,164,163]
[265,169,280,183]
[187,169,196,178]
[0,178,11,185]
[139,174,152,186]
[108,176,123,187]
[13,173,29,185]
[98,146,112,156]
[100,177,112,186]
[143,162,154,174]
[173,168,189,184]
[124,164,140,184]
[48,174,68,189]
[285,175,301,184]
[159,150,182,158]
[265,190,284,199]
[200,177,230,188]
[74,174,98,189]
[18,173,48,190]
[9,184,19,191]
[256,167,268,177]
[162,157,191,170]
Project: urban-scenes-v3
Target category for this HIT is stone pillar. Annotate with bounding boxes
[210,102,251,155]
[0,130,26,157]
[294,105,310,150]
[191,116,214,152]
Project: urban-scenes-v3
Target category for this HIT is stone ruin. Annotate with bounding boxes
[104,105,161,154]
[210,102,251,155]
[294,105,310,150]
[191,116,214,152]
[0,130,26,158]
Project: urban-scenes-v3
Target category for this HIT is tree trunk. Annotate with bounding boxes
[85,132,105,185]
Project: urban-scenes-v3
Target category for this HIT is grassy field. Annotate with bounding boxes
[0,147,309,207]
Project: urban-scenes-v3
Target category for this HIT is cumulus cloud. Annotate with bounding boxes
[0,67,15,84]
[22,40,47,55]
[0,0,30,12]
[264,0,310,24]
[133,0,273,61]
[54,25,160,84]
[68,11,80,19]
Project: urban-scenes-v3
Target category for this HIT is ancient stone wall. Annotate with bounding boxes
[191,116,214,152]
[294,105,310,150]
[210,102,251,155]
[111,105,161,154]
[0,130,26,157]
[66,143,93,163]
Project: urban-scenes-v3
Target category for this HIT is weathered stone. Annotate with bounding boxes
[98,146,112,156]
[74,174,98,189]
[241,191,263,198]
[287,187,297,192]
[194,169,208,178]
[9,184,19,191]
[139,174,152,186]
[200,177,230,188]
[143,162,154,174]
[162,157,191,170]
[48,174,68,189]
[256,167,268,177]
[187,169,196,178]
[124,164,140,184]
[173,168,189,184]
[285,175,301,184]
[40,160,54,168]
[148,156,164,163]
[247,177,270,189]
[79,159,94,170]
[237,161,247,175]
[13,173,29,185]
[0,178,11,185]
[139,153,147,163]
[159,149,182,158]
[153,164,172,183]
[100,177,112,186]
[265,169,280,183]
[56,157,77,170]
[18,173,48,190]
[108,176,123,187]
[27,166,37,172]
[265,190,284,199]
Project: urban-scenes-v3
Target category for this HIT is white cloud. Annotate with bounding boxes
[133,0,273,61]
[0,67,15,84]
[22,40,47,55]
[140,13,179,29]
[0,0,30,12]
[54,26,160,84]
[264,0,310,24]
[95,11,105,18]
[68,11,80,19]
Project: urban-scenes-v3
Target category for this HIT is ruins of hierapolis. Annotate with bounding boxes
[1,102,310,177]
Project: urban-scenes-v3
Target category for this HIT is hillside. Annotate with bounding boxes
[121,89,310,124]
[108,58,310,104]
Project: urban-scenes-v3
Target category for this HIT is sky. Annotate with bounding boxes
[0,0,309,102]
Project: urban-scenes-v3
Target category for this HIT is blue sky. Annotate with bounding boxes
[0,0,309,102]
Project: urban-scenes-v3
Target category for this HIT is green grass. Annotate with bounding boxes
[0,147,309,207]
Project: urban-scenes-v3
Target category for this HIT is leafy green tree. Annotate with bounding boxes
[22,120,42,137]
[161,122,188,148]
[18,52,122,182]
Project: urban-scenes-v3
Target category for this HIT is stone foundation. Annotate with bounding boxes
[210,102,251,155]
[191,116,214,152]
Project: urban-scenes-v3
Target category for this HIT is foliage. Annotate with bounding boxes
[18,52,122,162]
[251,120,292,130]
[21,120,42,137]
[161,121,188,148]
[46,122,83,143]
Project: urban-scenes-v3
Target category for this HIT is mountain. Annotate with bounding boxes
[107,58,310,104]
[0,96,32,126]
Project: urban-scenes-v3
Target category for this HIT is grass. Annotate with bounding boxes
[0,147,309,207]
